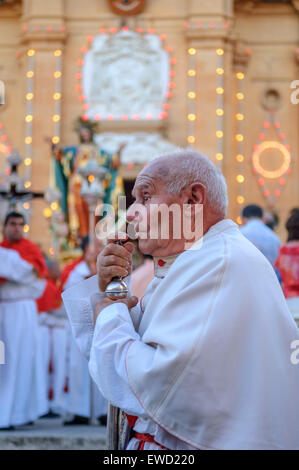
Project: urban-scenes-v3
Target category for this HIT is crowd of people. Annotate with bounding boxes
[0,212,107,430]
[240,204,299,321]
[0,194,298,440]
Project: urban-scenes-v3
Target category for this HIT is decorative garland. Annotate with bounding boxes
[252,113,291,207]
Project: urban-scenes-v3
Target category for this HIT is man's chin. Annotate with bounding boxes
[137,239,156,256]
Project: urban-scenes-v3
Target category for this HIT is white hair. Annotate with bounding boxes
[145,149,228,217]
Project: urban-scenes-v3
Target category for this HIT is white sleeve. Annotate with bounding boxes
[0,246,34,282]
[62,275,103,360]
[89,302,147,417]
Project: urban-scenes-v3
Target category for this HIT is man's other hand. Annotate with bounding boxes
[94,296,138,323]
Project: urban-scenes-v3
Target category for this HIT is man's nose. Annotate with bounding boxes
[126,203,139,222]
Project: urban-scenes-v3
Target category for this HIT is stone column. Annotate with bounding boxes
[21,0,66,250]
[185,0,236,218]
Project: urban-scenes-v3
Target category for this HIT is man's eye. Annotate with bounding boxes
[143,195,151,201]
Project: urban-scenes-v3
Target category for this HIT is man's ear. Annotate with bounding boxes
[181,182,206,205]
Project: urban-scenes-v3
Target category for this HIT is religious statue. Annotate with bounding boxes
[49,118,125,241]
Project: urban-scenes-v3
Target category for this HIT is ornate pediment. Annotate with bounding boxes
[107,0,146,16]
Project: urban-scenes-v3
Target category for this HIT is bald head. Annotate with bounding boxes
[138,150,228,218]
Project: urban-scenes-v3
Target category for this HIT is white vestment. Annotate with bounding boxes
[63,220,299,449]
[62,260,107,418]
[0,246,48,426]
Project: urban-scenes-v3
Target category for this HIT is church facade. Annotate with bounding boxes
[0,0,298,250]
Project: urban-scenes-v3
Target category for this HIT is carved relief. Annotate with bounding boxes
[82,30,169,120]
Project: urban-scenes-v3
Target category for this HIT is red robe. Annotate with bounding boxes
[0,238,61,312]
[275,244,299,298]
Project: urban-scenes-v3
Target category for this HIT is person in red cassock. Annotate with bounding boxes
[0,211,60,429]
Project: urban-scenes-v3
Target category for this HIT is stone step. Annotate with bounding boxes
[0,418,106,450]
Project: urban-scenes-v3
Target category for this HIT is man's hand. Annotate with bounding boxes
[94,295,138,323]
[97,234,134,293]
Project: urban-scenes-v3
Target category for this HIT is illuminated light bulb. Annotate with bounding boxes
[53,93,61,100]
[88,175,95,183]
[236,72,244,80]
[188,91,196,99]
[263,190,269,197]
[24,158,32,166]
[216,87,224,94]
[216,68,224,75]
[216,153,223,160]
[188,114,196,121]
[216,48,224,56]
[188,69,196,76]
[216,108,224,116]
[236,113,244,120]
[54,71,62,78]
[26,93,34,100]
[216,130,223,138]
[26,71,34,78]
[236,92,244,100]
[25,137,32,144]
[236,134,244,142]
[54,50,62,57]
[24,181,32,189]
[52,136,60,144]
[237,196,245,204]
[279,178,286,186]
[187,136,195,144]
[25,115,33,122]
[236,174,245,183]
[188,48,196,55]
[236,216,242,225]
[236,154,244,162]
[43,208,52,218]
[23,224,29,233]
[52,114,61,122]
[23,202,30,210]
[50,202,58,211]
[27,49,35,56]
[49,247,55,255]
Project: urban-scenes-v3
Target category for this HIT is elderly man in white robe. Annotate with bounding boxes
[63,150,299,450]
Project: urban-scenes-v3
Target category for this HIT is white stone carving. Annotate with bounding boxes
[94,132,178,164]
[82,31,170,120]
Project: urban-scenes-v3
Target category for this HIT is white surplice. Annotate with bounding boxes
[37,306,68,415]
[0,246,48,426]
[63,220,299,449]
[62,260,107,418]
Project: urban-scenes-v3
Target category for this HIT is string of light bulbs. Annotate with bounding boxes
[187,47,197,147]
[215,48,224,169]
[235,71,245,225]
